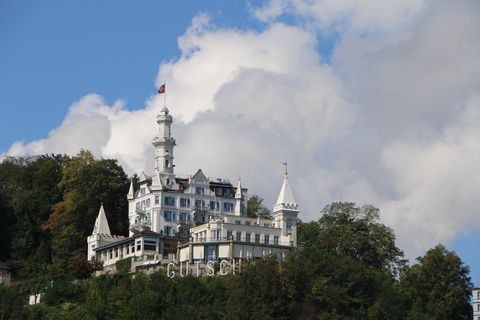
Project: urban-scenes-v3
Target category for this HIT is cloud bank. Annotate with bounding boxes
[4,0,480,260]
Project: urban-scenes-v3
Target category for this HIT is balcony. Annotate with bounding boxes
[135,207,146,215]
[192,205,209,213]
[130,220,152,234]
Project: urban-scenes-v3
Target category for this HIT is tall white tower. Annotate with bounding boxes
[153,106,176,174]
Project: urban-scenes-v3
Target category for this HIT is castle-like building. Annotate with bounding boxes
[87,106,300,273]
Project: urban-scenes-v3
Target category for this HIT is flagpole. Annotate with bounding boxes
[164,80,166,108]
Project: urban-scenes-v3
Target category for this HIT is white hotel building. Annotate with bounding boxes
[87,106,301,272]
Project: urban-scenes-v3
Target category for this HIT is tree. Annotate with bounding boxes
[247,194,272,219]
[401,244,473,319]
[225,256,292,319]
[317,202,406,274]
[68,252,104,279]
[0,154,65,278]
[115,257,132,275]
[0,284,27,320]
[43,150,129,270]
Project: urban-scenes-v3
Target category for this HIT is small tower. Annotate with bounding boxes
[127,179,135,200]
[273,164,299,247]
[234,178,246,216]
[87,204,124,260]
[153,106,176,174]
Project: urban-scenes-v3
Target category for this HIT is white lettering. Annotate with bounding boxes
[207,260,215,276]
[167,262,175,278]
[220,260,228,276]
[165,260,241,278]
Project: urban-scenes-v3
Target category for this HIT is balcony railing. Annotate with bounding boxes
[190,236,292,246]
[192,205,209,212]
[130,220,152,233]
[135,207,146,215]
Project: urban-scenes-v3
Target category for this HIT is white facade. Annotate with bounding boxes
[474,283,480,320]
[87,105,300,271]
[178,170,300,263]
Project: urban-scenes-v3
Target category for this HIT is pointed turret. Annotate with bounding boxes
[273,169,299,213]
[234,178,246,216]
[92,204,111,235]
[87,204,125,261]
[235,178,243,199]
[273,165,299,247]
[127,179,135,200]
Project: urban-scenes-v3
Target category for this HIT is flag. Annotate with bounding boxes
[158,84,165,94]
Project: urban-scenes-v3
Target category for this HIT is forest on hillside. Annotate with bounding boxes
[0,152,474,319]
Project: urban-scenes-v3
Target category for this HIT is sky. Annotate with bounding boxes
[2,0,480,284]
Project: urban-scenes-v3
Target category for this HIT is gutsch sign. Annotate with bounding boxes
[166,259,242,278]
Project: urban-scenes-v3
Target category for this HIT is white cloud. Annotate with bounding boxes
[3,94,159,174]
[253,0,424,35]
[381,96,480,255]
[155,20,322,123]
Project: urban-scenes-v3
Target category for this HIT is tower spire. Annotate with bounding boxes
[92,204,111,235]
[234,177,246,216]
[274,165,298,213]
[127,179,135,200]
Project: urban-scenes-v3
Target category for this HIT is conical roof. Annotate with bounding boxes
[127,179,135,199]
[92,204,111,235]
[235,178,243,198]
[276,175,296,205]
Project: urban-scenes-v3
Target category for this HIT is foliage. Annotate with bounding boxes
[400,244,473,319]
[302,202,407,275]
[0,154,65,278]
[42,275,87,307]
[17,242,473,319]
[226,256,292,319]
[68,253,103,279]
[42,150,129,270]
[247,194,272,219]
[0,284,27,320]
[115,257,132,275]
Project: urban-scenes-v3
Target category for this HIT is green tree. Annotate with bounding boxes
[317,202,406,274]
[0,154,65,278]
[226,256,292,319]
[43,150,129,270]
[115,257,132,275]
[285,242,408,319]
[297,219,321,245]
[247,194,272,219]
[42,275,87,307]
[401,244,473,319]
[0,284,27,320]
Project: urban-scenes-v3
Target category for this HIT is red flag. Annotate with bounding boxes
[158,84,165,94]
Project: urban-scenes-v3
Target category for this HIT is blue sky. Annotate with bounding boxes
[2,0,480,286]
[0,1,259,153]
